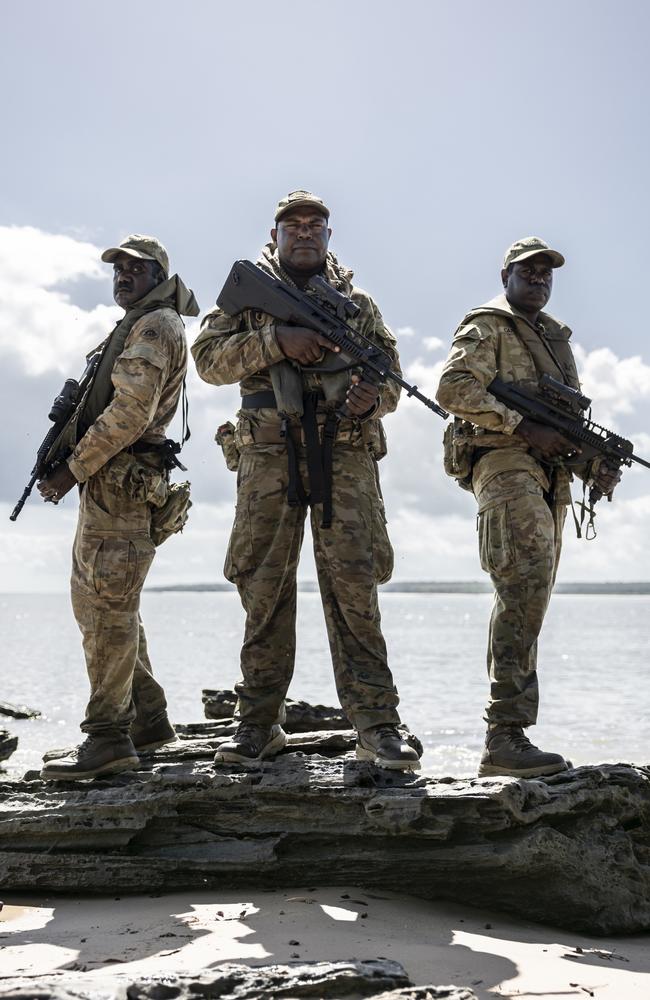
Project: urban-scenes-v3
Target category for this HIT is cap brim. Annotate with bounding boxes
[101,246,158,264]
[275,200,330,223]
[512,248,565,268]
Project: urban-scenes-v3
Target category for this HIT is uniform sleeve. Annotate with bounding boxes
[191,307,286,386]
[67,317,176,482]
[355,293,402,419]
[436,322,523,434]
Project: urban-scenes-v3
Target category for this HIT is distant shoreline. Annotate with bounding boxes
[145,581,650,595]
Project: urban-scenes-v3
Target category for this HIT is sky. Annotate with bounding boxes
[2,0,650,591]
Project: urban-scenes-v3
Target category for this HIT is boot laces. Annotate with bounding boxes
[235,721,267,740]
[372,724,401,741]
[503,727,538,752]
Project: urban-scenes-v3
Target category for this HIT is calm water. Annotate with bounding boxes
[1,591,649,777]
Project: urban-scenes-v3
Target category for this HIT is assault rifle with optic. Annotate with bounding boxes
[487,373,650,533]
[9,378,81,521]
[10,349,102,521]
[217,260,449,420]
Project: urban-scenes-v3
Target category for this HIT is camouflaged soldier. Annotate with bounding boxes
[38,235,199,781]
[192,190,420,771]
[436,237,621,778]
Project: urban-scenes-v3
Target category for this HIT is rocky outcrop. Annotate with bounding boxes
[0,960,477,999]
[0,700,40,720]
[202,689,350,731]
[0,729,17,763]
[1,713,649,934]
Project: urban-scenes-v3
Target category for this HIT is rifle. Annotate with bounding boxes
[217,260,449,420]
[487,373,650,535]
[10,378,81,521]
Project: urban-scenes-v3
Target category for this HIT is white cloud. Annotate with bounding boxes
[423,336,444,352]
[396,325,416,338]
[403,356,446,399]
[573,343,650,427]
[0,225,120,376]
[558,493,650,580]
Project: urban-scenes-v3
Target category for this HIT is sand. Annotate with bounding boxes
[1,887,649,998]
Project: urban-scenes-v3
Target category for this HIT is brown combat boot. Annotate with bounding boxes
[356,724,421,771]
[478,724,568,778]
[214,722,287,765]
[40,734,140,781]
[42,714,176,761]
[130,714,177,752]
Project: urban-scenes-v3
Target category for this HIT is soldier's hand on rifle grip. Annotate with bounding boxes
[275,325,340,365]
[591,460,622,499]
[514,418,580,460]
[344,374,380,419]
[37,463,78,504]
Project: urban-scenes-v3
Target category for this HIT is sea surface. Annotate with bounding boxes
[1,591,649,777]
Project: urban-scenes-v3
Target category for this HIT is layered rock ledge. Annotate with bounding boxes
[0,695,649,935]
[0,959,477,1000]
[0,729,18,764]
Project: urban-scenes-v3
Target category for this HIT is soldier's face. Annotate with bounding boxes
[502,254,554,315]
[112,254,160,309]
[272,209,331,273]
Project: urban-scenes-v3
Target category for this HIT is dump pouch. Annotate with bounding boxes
[442,418,477,492]
[216,421,240,471]
[150,481,192,546]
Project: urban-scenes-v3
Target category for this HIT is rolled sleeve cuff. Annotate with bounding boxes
[67,456,88,483]
[502,409,524,435]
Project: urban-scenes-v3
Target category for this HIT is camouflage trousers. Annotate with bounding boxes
[224,443,401,732]
[475,468,566,727]
[70,465,167,738]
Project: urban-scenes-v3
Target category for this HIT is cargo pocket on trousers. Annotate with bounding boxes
[478,504,515,577]
[93,536,155,600]
[224,500,256,583]
[371,501,394,585]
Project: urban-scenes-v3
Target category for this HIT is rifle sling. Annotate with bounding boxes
[241,390,336,527]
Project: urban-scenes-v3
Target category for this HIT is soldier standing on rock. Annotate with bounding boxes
[39,235,199,781]
[436,238,621,778]
[192,190,421,771]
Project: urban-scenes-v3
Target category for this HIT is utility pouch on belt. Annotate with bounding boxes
[150,481,192,546]
[442,418,476,492]
[216,421,240,471]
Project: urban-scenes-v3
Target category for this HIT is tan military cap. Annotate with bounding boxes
[274,189,330,223]
[101,234,170,278]
[503,237,565,270]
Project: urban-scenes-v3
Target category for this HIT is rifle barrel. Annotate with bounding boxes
[9,475,37,522]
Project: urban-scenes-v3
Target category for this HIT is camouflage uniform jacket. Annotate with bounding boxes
[192,246,400,454]
[436,293,581,502]
[67,308,187,483]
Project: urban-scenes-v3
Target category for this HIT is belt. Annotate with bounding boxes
[128,438,187,471]
[241,391,278,409]
[251,425,301,445]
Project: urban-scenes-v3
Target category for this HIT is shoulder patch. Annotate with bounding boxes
[142,328,160,340]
